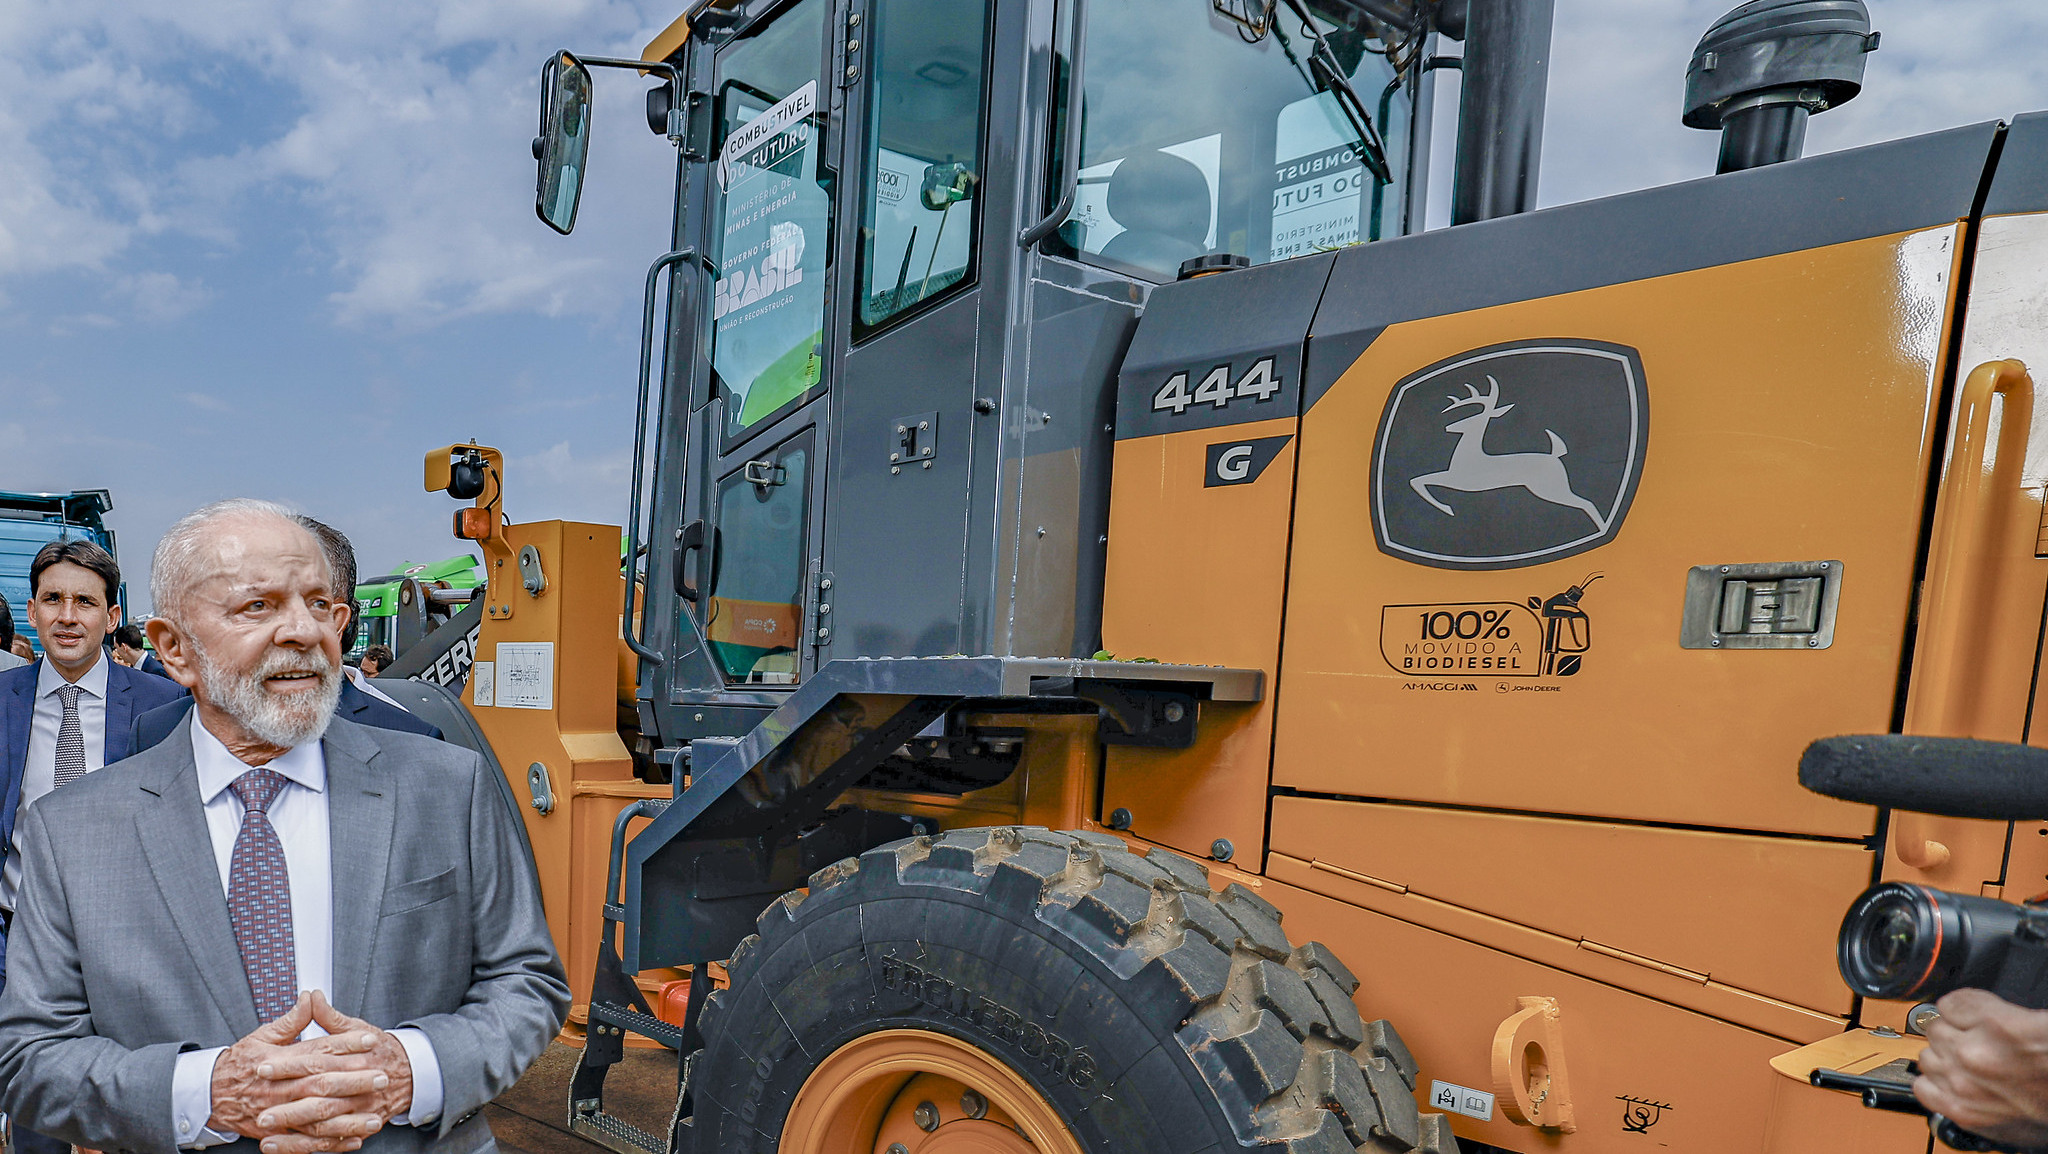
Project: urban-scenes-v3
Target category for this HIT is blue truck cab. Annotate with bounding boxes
[0,490,119,656]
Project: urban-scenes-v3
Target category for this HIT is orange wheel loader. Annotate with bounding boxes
[385,0,2048,1149]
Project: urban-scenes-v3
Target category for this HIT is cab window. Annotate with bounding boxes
[1056,0,1416,279]
[710,0,834,445]
[854,0,992,337]
[705,437,811,683]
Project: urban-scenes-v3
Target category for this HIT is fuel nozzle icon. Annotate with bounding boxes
[1529,574,1601,676]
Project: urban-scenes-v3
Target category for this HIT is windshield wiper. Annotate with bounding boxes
[1275,0,1393,183]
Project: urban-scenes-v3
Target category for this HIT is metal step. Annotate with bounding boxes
[589,1001,686,1050]
[570,1107,668,1154]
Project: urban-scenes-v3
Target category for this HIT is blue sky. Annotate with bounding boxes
[1,0,2042,612]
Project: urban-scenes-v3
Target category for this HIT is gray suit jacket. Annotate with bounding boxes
[0,714,568,1153]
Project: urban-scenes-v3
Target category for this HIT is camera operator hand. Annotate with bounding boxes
[1915,988,2048,1148]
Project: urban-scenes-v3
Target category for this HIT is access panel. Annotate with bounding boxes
[1276,123,2001,839]
[1101,253,1337,864]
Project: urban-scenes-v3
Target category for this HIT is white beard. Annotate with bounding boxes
[193,639,342,750]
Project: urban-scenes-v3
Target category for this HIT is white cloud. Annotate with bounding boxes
[1429,0,2048,219]
[0,0,679,325]
[9,0,2048,327]
[116,271,213,323]
[506,439,633,526]
[180,392,233,413]
[45,313,118,337]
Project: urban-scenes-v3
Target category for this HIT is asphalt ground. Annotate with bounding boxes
[486,1042,681,1154]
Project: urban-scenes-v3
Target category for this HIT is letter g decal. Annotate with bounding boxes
[1216,445,1254,482]
[1204,435,1293,488]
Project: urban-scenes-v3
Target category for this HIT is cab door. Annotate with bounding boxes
[817,0,997,659]
[689,0,839,689]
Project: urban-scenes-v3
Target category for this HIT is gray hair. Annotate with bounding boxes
[151,498,320,625]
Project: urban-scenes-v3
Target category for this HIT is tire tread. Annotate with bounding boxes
[695,827,1454,1154]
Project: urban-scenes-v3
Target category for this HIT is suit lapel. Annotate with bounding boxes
[340,681,373,723]
[324,722,393,1017]
[137,714,259,1037]
[102,663,133,764]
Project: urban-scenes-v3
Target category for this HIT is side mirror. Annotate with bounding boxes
[535,51,594,235]
[920,162,977,211]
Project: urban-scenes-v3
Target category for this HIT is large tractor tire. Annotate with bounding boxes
[686,826,1457,1154]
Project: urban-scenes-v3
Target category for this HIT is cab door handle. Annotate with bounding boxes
[675,519,707,602]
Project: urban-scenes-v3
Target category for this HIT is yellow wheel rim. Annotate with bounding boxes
[779,1028,1087,1154]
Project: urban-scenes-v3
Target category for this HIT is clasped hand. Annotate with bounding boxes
[208,991,415,1154]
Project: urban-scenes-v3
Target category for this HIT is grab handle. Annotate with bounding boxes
[1018,0,1087,247]
[1898,359,2034,869]
[622,248,711,664]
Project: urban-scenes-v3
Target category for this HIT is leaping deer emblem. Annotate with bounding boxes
[1409,375,1608,531]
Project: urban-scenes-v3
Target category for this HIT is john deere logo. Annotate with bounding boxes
[1371,339,1648,570]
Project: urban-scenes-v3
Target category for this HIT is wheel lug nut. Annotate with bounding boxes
[914,1101,940,1132]
[960,1089,988,1119]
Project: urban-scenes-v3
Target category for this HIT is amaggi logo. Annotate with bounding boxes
[1371,340,1648,570]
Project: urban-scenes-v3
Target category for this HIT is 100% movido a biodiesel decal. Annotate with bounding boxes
[1381,602,1537,676]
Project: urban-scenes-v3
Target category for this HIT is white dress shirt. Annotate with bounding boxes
[0,649,27,672]
[169,720,444,1147]
[2,655,110,911]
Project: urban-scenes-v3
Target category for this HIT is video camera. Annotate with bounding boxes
[1801,734,2048,1153]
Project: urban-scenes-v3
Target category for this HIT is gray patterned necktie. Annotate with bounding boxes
[226,769,297,1021]
[51,684,86,789]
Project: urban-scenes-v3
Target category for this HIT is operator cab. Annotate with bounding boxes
[534,0,1432,744]
[1054,1,1424,277]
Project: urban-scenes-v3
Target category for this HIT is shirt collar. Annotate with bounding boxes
[190,713,328,805]
[36,650,109,701]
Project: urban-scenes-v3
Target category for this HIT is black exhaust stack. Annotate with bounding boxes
[1448,0,1555,224]
[1684,0,1879,174]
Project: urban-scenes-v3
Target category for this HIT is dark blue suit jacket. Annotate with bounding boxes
[138,653,168,680]
[129,680,443,758]
[0,660,190,855]
[0,659,189,983]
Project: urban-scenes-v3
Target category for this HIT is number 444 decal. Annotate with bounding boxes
[1152,357,1281,415]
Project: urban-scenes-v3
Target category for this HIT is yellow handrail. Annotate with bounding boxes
[1897,358,2034,868]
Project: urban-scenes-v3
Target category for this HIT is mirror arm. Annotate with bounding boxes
[574,56,690,143]
[1019,0,1088,248]
[572,55,683,86]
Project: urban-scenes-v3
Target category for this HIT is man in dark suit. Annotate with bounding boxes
[0,498,565,1152]
[0,540,189,943]
[112,622,171,679]
[0,539,188,1154]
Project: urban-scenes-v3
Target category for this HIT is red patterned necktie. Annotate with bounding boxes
[226,768,297,1021]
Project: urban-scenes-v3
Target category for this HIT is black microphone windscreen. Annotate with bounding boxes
[1800,735,2048,821]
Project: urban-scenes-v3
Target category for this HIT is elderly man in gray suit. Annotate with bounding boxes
[0,498,567,1153]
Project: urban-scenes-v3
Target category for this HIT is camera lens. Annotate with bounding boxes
[1839,883,1949,1000]
[1857,895,1924,983]
[1839,882,2039,1005]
